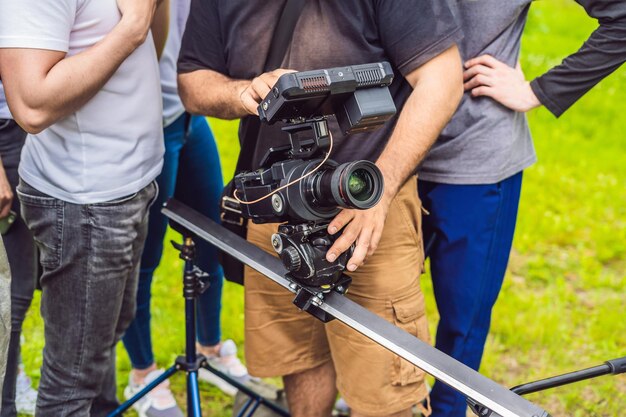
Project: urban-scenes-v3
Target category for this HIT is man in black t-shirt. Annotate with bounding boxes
[178,2,463,416]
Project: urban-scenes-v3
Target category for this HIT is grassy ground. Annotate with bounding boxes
[20,1,625,416]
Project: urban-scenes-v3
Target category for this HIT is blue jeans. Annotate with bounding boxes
[418,172,523,417]
[18,179,156,417]
[122,114,225,370]
[0,119,37,417]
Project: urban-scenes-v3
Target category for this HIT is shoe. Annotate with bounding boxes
[198,339,251,396]
[333,397,350,416]
[123,369,184,417]
[15,368,37,415]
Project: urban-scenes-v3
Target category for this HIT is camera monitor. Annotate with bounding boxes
[258,62,396,134]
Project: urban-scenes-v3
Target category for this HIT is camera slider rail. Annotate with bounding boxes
[162,199,551,417]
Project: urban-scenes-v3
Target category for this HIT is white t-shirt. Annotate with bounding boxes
[161,0,191,127]
[0,0,164,204]
[0,82,10,120]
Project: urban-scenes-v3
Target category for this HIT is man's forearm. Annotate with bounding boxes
[377,47,463,199]
[179,70,250,119]
[179,68,296,119]
[0,16,153,134]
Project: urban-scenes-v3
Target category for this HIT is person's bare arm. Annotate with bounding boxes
[325,45,463,271]
[151,0,169,59]
[0,0,158,134]
[178,68,294,119]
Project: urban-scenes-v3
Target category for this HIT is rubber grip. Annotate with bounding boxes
[606,357,626,375]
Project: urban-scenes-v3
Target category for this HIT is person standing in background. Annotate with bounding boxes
[0,81,39,417]
[121,0,249,415]
[463,1,626,117]
[420,1,626,416]
[0,0,168,415]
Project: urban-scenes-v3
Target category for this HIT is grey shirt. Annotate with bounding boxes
[420,0,626,184]
[418,0,536,185]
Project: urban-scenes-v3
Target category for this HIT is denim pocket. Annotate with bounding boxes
[0,119,12,130]
[91,192,139,207]
[16,185,58,207]
[17,186,63,269]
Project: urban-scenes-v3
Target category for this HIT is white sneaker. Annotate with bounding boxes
[15,368,37,416]
[123,369,184,417]
[198,339,251,396]
[333,397,350,416]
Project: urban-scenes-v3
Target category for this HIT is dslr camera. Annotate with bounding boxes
[234,62,396,291]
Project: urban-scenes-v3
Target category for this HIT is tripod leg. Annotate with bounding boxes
[243,400,262,417]
[107,365,178,417]
[235,398,254,417]
[187,371,202,417]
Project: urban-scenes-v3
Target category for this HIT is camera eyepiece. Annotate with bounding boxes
[314,161,384,211]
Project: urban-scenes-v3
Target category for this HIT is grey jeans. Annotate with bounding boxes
[17,179,157,417]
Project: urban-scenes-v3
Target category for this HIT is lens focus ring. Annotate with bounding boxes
[331,161,384,210]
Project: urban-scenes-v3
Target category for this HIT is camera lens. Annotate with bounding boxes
[312,161,384,210]
[347,169,372,202]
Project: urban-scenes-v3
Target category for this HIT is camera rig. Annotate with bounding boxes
[162,199,626,417]
[233,62,396,292]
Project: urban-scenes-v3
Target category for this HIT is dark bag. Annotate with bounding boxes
[219,0,306,285]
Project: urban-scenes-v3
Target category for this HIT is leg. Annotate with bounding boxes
[121,117,184,373]
[18,181,155,417]
[283,361,337,417]
[93,187,155,417]
[0,121,37,417]
[174,115,224,347]
[327,177,429,417]
[418,173,523,417]
[175,117,249,393]
[244,223,333,412]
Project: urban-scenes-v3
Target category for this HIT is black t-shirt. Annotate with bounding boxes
[179,0,461,166]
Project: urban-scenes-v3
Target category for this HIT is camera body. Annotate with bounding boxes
[233,62,396,291]
[234,121,385,225]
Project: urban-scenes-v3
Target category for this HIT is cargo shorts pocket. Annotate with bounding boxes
[390,291,429,386]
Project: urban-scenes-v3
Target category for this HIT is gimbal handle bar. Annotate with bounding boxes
[511,356,626,396]
[162,199,550,417]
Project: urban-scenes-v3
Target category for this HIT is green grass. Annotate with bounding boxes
[20,1,625,416]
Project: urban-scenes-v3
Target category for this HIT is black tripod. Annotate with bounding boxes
[108,235,290,417]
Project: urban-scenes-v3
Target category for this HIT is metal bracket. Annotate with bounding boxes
[292,287,334,322]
